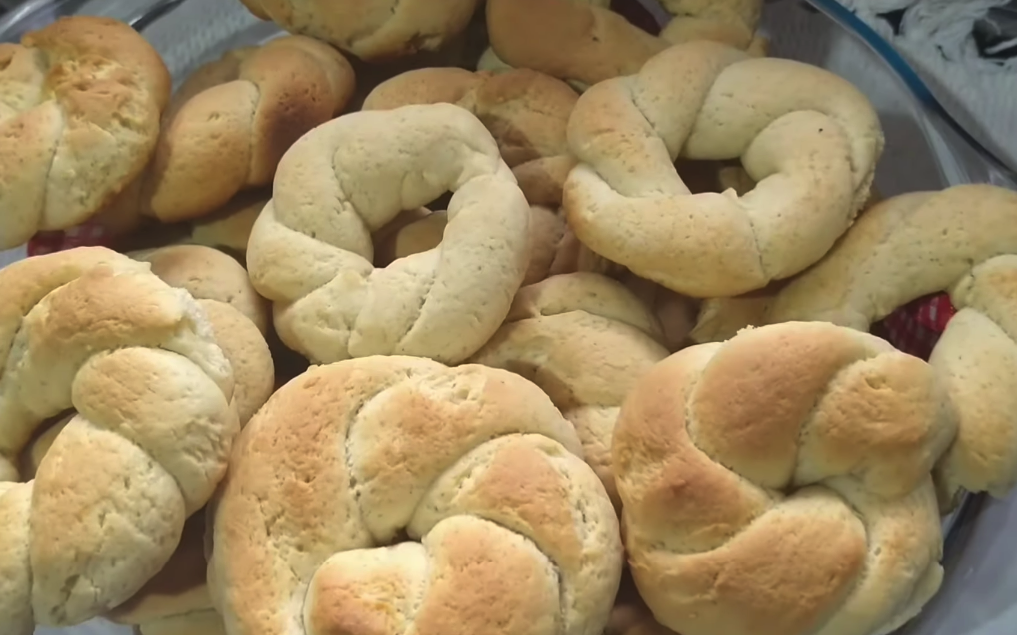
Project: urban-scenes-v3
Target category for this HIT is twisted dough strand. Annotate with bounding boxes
[0,248,238,630]
[246,104,531,364]
[614,322,956,635]
[692,185,1017,505]
[142,36,355,223]
[0,17,170,249]
[564,40,883,297]
[470,273,669,505]
[209,357,623,635]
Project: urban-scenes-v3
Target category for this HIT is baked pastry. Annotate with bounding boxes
[133,245,274,425]
[0,247,238,630]
[375,205,567,286]
[656,0,765,52]
[237,0,481,60]
[621,271,699,351]
[470,273,669,506]
[108,513,224,635]
[246,103,531,364]
[691,185,1017,506]
[0,16,171,250]
[208,356,623,635]
[142,36,355,223]
[486,0,665,87]
[363,67,578,207]
[614,321,956,635]
[564,40,883,297]
[484,0,765,90]
[188,192,269,256]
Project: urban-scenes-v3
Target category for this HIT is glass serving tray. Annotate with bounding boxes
[1,1,1014,634]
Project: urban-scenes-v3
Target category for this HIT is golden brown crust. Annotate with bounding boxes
[690,185,1017,504]
[135,245,270,335]
[364,67,578,206]
[486,0,667,87]
[0,247,238,626]
[240,0,481,60]
[246,104,531,365]
[0,17,170,249]
[564,40,883,298]
[131,245,274,425]
[142,36,355,223]
[209,357,622,635]
[614,322,953,635]
[470,273,669,507]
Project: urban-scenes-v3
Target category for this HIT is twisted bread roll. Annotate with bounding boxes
[143,36,355,223]
[238,0,480,60]
[209,356,623,635]
[691,185,1017,505]
[470,273,668,505]
[484,0,764,90]
[564,41,883,298]
[363,67,579,207]
[0,16,171,250]
[375,205,567,285]
[486,0,664,88]
[0,247,238,630]
[134,245,274,425]
[614,322,957,635]
[108,513,225,635]
[247,104,531,364]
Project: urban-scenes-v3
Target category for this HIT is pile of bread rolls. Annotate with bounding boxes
[2,3,1016,635]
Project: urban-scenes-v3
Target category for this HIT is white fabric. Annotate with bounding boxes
[842,0,1017,168]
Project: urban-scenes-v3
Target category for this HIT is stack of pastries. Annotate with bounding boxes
[2,3,1016,635]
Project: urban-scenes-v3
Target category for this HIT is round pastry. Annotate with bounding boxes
[564,40,883,298]
[247,103,531,365]
[208,356,623,635]
[691,185,1017,506]
[133,245,274,426]
[470,273,669,505]
[375,205,567,285]
[107,513,225,635]
[0,16,171,250]
[363,67,579,207]
[142,36,356,223]
[0,247,238,630]
[237,0,481,61]
[614,321,956,635]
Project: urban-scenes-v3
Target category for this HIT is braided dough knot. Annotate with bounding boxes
[209,356,623,635]
[564,41,883,298]
[143,36,355,223]
[0,248,239,632]
[614,322,958,635]
[247,103,531,364]
[0,16,170,249]
[470,272,670,506]
[693,185,1017,505]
